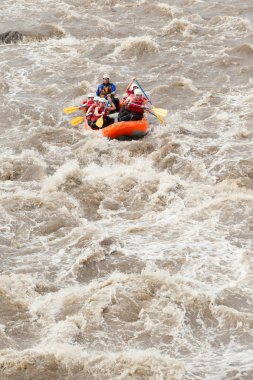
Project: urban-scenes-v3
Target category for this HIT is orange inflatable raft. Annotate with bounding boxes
[84,118,149,140]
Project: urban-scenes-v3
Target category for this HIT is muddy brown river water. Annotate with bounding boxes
[0,1,253,379]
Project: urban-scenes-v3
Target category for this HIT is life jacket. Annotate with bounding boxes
[125,94,135,106]
[99,84,113,98]
[128,97,144,115]
[86,103,97,121]
[121,89,134,105]
[81,99,94,112]
[92,106,107,121]
[82,100,94,107]
[127,89,134,96]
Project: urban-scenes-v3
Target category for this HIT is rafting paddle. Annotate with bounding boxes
[148,107,166,121]
[96,100,110,128]
[64,106,80,114]
[70,116,85,127]
[134,79,167,124]
[125,102,166,125]
[147,108,166,125]
[64,104,87,114]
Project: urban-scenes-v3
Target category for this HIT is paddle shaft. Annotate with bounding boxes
[124,102,157,118]
[127,102,151,111]
[132,81,166,123]
[134,79,152,105]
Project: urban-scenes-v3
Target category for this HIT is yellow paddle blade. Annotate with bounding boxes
[64,106,80,114]
[70,116,84,127]
[156,114,166,125]
[96,116,104,128]
[151,108,167,125]
[151,106,168,118]
[146,107,166,125]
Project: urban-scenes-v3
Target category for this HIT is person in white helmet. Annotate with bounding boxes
[96,74,120,111]
[118,88,149,122]
[80,93,95,113]
[125,77,139,96]
[86,96,100,125]
[121,79,139,106]
[119,79,140,119]
[91,97,116,129]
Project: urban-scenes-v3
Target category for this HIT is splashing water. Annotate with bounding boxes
[0,0,253,379]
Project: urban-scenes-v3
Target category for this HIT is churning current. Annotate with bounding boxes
[0,0,253,379]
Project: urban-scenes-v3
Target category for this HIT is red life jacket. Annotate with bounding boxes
[81,99,94,112]
[92,106,107,121]
[82,99,94,106]
[125,94,135,108]
[86,103,97,120]
[121,89,135,104]
[121,93,130,105]
[88,100,94,107]
[129,97,144,115]
[127,89,134,96]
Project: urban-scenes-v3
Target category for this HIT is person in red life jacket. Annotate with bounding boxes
[125,78,139,97]
[91,98,116,129]
[86,96,100,126]
[121,79,139,105]
[118,89,148,122]
[79,93,95,113]
[121,84,139,106]
[119,82,140,120]
[96,74,120,111]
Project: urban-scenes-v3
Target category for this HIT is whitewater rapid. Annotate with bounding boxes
[0,1,253,379]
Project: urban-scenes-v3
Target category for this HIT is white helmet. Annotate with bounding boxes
[102,74,110,79]
[94,96,100,101]
[88,93,95,98]
[99,98,107,103]
[130,83,139,91]
[134,89,142,96]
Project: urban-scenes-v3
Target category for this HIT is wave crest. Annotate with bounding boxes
[208,16,252,33]
[0,150,46,182]
[114,36,159,59]
[161,18,199,37]
[0,349,185,380]
[226,44,253,56]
